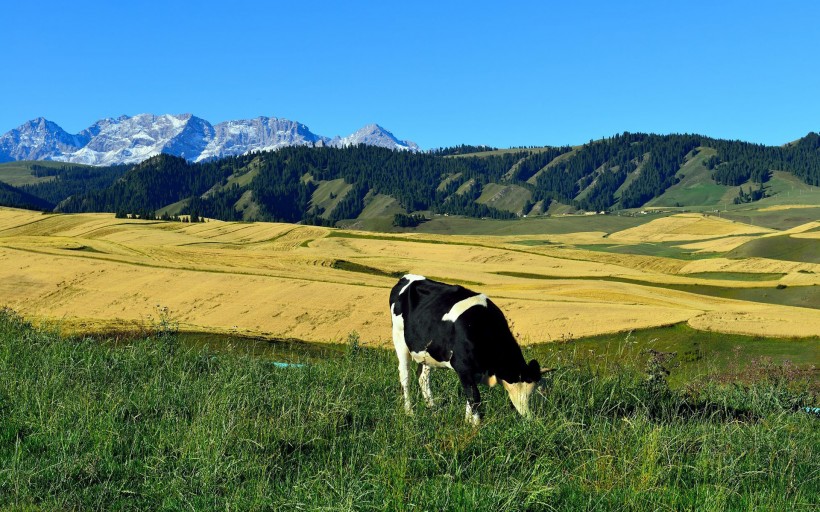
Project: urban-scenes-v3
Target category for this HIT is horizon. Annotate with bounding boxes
[2,1,819,150]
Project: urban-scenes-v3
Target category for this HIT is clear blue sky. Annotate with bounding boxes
[2,1,818,149]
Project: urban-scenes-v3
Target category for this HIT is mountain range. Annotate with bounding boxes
[0,114,420,166]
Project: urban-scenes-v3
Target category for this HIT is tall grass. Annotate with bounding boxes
[0,308,817,510]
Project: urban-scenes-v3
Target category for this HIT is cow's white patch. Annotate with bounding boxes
[391,302,413,413]
[465,402,481,425]
[399,274,426,295]
[502,380,536,417]
[410,350,453,369]
[442,294,488,322]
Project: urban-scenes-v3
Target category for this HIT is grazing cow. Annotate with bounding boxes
[390,274,543,425]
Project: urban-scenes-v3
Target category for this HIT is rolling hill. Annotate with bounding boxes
[0,131,818,229]
[0,207,818,341]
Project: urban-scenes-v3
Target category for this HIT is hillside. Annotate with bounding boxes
[0,131,818,228]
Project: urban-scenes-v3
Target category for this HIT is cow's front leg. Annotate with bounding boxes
[458,374,482,426]
[417,364,435,408]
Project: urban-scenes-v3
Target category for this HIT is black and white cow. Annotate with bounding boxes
[390,274,542,425]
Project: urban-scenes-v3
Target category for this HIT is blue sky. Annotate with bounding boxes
[2,1,819,149]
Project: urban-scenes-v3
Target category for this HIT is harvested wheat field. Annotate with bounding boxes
[607,213,773,242]
[1,207,819,344]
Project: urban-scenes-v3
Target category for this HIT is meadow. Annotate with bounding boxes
[0,309,817,511]
[1,205,818,510]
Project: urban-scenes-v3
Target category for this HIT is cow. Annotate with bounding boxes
[389,274,543,425]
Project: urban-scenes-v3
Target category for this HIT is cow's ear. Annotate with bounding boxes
[527,359,541,381]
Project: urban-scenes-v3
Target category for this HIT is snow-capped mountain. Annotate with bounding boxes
[0,114,420,166]
[195,117,329,162]
[329,123,420,152]
[0,118,89,162]
[63,114,213,166]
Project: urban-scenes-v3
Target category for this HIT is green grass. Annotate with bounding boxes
[574,242,712,260]
[335,213,656,236]
[494,271,820,310]
[722,206,820,230]
[684,283,820,310]
[225,166,260,189]
[233,189,262,221]
[727,234,820,263]
[753,172,820,209]
[455,178,475,195]
[155,197,190,217]
[340,192,408,231]
[528,323,820,387]
[414,213,658,236]
[176,331,346,363]
[0,309,817,510]
[475,183,532,214]
[310,179,353,219]
[647,148,734,207]
[526,149,580,185]
[0,161,59,187]
[681,271,785,281]
[357,193,404,219]
[436,172,463,192]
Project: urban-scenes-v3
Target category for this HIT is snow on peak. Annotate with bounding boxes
[331,123,420,152]
[0,114,420,165]
[194,116,330,162]
[0,117,88,162]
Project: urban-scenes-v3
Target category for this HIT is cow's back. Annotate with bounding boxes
[391,275,492,356]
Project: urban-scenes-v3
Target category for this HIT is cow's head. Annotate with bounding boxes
[501,359,542,417]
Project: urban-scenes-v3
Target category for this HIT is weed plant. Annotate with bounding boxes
[0,309,817,510]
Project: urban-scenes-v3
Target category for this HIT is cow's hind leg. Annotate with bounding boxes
[391,304,413,414]
[417,364,435,408]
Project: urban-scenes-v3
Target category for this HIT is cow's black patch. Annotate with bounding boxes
[390,275,542,422]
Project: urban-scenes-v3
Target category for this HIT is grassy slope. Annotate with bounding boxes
[498,266,820,311]
[727,234,820,264]
[234,189,262,221]
[339,193,407,231]
[156,197,190,217]
[647,148,730,207]
[613,153,649,202]
[1,311,817,511]
[525,149,580,185]
[310,178,352,219]
[436,172,462,192]
[529,322,820,386]
[750,171,820,210]
[0,161,61,187]
[358,193,404,219]
[475,183,532,214]
[455,178,475,195]
[722,206,820,230]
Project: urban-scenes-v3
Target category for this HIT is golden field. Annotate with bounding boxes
[1,207,819,344]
